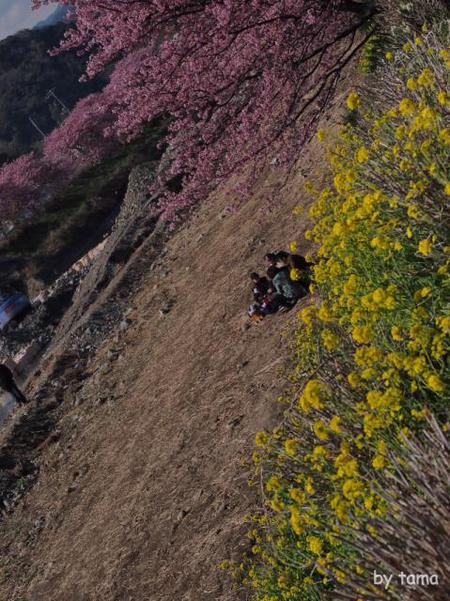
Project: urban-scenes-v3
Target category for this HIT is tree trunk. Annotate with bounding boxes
[337,0,376,16]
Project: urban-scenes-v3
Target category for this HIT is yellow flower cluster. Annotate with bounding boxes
[241,28,449,601]
[298,380,330,413]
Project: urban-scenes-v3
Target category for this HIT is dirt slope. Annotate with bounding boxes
[0,135,328,600]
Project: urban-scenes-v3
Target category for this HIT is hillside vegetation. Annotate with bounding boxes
[0,121,166,286]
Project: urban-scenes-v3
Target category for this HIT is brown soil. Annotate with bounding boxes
[0,123,336,600]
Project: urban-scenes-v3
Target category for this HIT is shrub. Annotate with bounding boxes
[241,26,449,601]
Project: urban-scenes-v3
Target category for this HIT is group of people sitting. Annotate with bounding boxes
[248,250,312,322]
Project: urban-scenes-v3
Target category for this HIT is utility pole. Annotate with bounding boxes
[28,117,46,140]
[46,88,70,116]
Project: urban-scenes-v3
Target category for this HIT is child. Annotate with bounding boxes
[247,302,265,322]
[250,272,270,303]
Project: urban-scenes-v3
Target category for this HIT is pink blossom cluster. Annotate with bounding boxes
[43,93,118,168]
[0,153,63,221]
[2,1,369,222]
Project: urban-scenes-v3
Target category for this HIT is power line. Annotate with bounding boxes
[28,117,46,139]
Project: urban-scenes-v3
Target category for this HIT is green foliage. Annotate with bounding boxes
[359,0,450,74]
[359,31,390,73]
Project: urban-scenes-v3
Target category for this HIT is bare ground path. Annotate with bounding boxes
[0,140,324,601]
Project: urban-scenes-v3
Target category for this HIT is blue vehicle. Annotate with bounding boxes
[0,292,31,330]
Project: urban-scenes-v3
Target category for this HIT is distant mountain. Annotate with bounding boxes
[0,22,105,166]
[34,5,72,29]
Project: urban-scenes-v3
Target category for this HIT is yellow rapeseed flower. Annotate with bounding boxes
[418,239,432,256]
[305,477,315,495]
[372,288,386,304]
[284,439,298,457]
[411,408,427,420]
[255,431,269,447]
[318,304,333,322]
[313,445,328,459]
[299,380,329,413]
[427,373,444,393]
[391,326,403,342]
[271,498,284,513]
[356,146,369,164]
[322,329,340,351]
[329,416,342,434]
[348,372,361,388]
[440,128,450,145]
[290,507,304,536]
[347,91,361,111]
[438,91,449,106]
[290,488,306,505]
[429,163,438,176]
[399,98,416,116]
[308,536,323,555]
[300,306,317,326]
[372,455,386,470]
[406,204,421,219]
[419,287,432,298]
[266,475,282,493]
[290,268,301,281]
[436,316,450,333]
[352,325,372,345]
[417,68,434,87]
[313,420,329,441]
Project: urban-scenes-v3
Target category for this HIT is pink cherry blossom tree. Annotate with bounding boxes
[6,0,374,222]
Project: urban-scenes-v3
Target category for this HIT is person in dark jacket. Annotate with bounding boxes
[275,251,313,288]
[276,250,313,271]
[264,252,279,268]
[265,252,277,265]
[0,364,27,404]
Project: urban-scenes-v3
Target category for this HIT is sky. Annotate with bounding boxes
[0,0,55,40]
